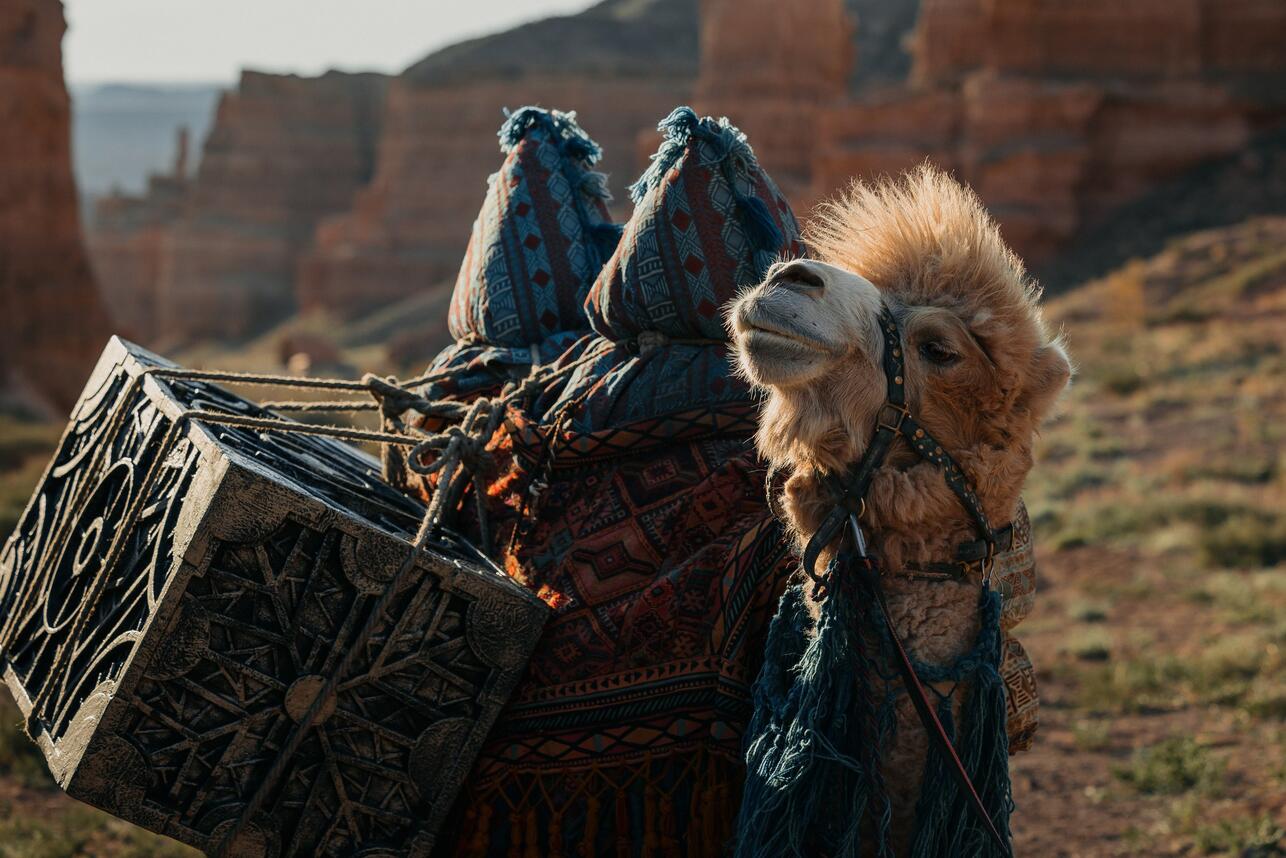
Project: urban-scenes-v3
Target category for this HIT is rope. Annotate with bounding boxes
[28,347,608,856]
[148,367,374,391]
[257,400,379,412]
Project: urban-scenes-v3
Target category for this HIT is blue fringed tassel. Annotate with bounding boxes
[630,106,702,204]
[588,222,624,262]
[736,570,886,858]
[910,587,1014,857]
[735,193,784,256]
[737,566,1013,858]
[498,105,603,163]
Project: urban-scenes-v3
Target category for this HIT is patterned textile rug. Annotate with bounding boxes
[409,107,1040,857]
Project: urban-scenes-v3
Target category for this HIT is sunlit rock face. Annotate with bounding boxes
[0,0,112,411]
[692,0,853,204]
[157,70,390,341]
[296,0,699,322]
[810,0,1286,263]
[84,0,1286,341]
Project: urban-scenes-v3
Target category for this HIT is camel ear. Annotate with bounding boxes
[1021,342,1072,420]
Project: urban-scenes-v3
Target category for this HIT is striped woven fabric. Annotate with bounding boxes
[405,107,1041,857]
[420,107,619,408]
[450,106,619,347]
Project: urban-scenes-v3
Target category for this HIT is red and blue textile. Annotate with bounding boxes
[411,107,801,856]
[425,107,619,405]
[411,106,1040,857]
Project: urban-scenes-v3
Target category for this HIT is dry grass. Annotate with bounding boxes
[1113,736,1226,796]
[1011,218,1286,856]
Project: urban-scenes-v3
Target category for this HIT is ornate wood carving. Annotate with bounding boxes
[0,337,547,856]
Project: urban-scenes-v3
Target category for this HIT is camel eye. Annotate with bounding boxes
[918,340,960,367]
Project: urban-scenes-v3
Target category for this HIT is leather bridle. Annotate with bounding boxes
[802,307,1014,581]
[799,306,1015,856]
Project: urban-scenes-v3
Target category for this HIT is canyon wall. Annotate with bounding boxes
[296,0,697,320]
[87,130,189,343]
[808,0,1286,261]
[693,0,852,200]
[0,0,112,411]
[157,70,387,341]
[92,70,388,346]
[86,0,1286,347]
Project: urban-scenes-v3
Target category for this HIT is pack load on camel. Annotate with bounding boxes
[0,105,1056,858]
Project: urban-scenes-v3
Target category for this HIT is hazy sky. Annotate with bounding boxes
[64,0,598,85]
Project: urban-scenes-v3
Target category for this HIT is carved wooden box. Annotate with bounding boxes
[0,337,547,857]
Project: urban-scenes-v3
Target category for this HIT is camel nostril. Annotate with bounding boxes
[769,260,825,296]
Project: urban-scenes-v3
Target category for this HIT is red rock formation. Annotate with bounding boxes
[89,71,388,345]
[692,0,852,199]
[297,0,697,321]
[0,0,112,411]
[809,0,1286,262]
[87,129,189,344]
[906,0,984,85]
[298,77,692,320]
[157,70,387,341]
[82,0,1286,338]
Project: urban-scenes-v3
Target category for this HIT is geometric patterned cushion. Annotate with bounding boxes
[585,107,802,341]
[534,340,755,439]
[449,107,619,347]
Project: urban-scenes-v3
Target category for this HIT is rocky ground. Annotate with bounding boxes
[1011,217,1286,856]
[1,218,1283,855]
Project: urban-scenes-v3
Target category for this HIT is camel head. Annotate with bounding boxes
[728,166,1071,570]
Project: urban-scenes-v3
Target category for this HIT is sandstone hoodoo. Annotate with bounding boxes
[87,129,191,346]
[0,0,112,411]
[158,70,388,341]
[88,70,388,345]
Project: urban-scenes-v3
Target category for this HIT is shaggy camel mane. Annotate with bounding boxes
[806,164,1056,346]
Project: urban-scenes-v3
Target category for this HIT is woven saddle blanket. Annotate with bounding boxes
[407,107,1039,857]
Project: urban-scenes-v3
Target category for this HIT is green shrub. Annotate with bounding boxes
[1114,737,1224,795]
[1100,364,1146,396]
[1198,513,1286,569]
[1063,627,1113,662]
[1192,813,1284,856]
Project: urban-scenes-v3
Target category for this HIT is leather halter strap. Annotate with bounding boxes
[798,306,1014,857]
[802,307,1011,579]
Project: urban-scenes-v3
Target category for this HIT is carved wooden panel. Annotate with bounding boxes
[0,337,547,857]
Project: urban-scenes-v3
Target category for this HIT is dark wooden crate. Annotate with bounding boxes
[0,337,547,857]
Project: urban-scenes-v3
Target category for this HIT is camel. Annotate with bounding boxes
[727,165,1071,853]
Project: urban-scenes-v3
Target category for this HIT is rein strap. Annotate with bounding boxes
[797,306,1014,856]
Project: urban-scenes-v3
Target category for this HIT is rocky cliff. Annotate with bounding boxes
[693,0,852,200]
[0,0,112,411]
[87,129,189,344]
[87,0,1286,346]
[809,0,1286,262]
[91,70,388,346]
[295,0,698,320]
[156,70,388,341]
